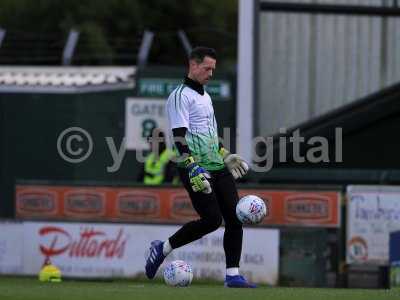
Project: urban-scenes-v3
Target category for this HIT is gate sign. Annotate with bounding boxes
[125,98,168,150]
[347,185,400,265]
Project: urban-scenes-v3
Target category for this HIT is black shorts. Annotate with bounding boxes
[177,166,241,228]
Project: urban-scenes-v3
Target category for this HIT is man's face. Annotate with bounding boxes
[190,56,216,85]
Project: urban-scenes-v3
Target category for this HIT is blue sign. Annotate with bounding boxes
[390,231,400,263]
[390,231,400,287]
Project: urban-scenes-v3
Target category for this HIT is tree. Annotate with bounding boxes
[0,0,237,66]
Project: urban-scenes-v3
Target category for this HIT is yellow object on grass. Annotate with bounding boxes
[38,264,62,282]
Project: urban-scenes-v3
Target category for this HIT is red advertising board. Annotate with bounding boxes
[237,190,340,227]
[16,185,341,227]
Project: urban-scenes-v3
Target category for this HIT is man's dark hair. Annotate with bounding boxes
[189,47,217,63]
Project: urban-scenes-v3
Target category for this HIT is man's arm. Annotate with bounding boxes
[172,127,211,193]
[172,127,191,157]
[218,142,249,180]
[166,89,211,193]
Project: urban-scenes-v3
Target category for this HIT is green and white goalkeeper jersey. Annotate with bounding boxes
[166,83,225,171]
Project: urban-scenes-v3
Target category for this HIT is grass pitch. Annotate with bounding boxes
[0,277,398,300]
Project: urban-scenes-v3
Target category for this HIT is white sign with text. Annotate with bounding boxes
[347,185,400,265]
[22,222,279,284]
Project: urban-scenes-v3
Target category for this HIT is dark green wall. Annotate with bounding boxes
[0,69,236,218]
[2,90,138,181]
[1,90,138,217]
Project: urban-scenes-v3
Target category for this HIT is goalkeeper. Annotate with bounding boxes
[145,47,255,288]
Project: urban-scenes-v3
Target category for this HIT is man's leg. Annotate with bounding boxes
[145,168,222,279]
[213,169,242,268]
[168,168,222,248]
[213,168,256,288]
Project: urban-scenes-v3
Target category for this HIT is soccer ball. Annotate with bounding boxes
[236,195,267,224]
[163,260,193,287]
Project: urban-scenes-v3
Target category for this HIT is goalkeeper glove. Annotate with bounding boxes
[185,156,212,194]
[220,148,249,180]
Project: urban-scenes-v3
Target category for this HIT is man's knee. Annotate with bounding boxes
[225,219,243,231]
[202,214,222,233]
